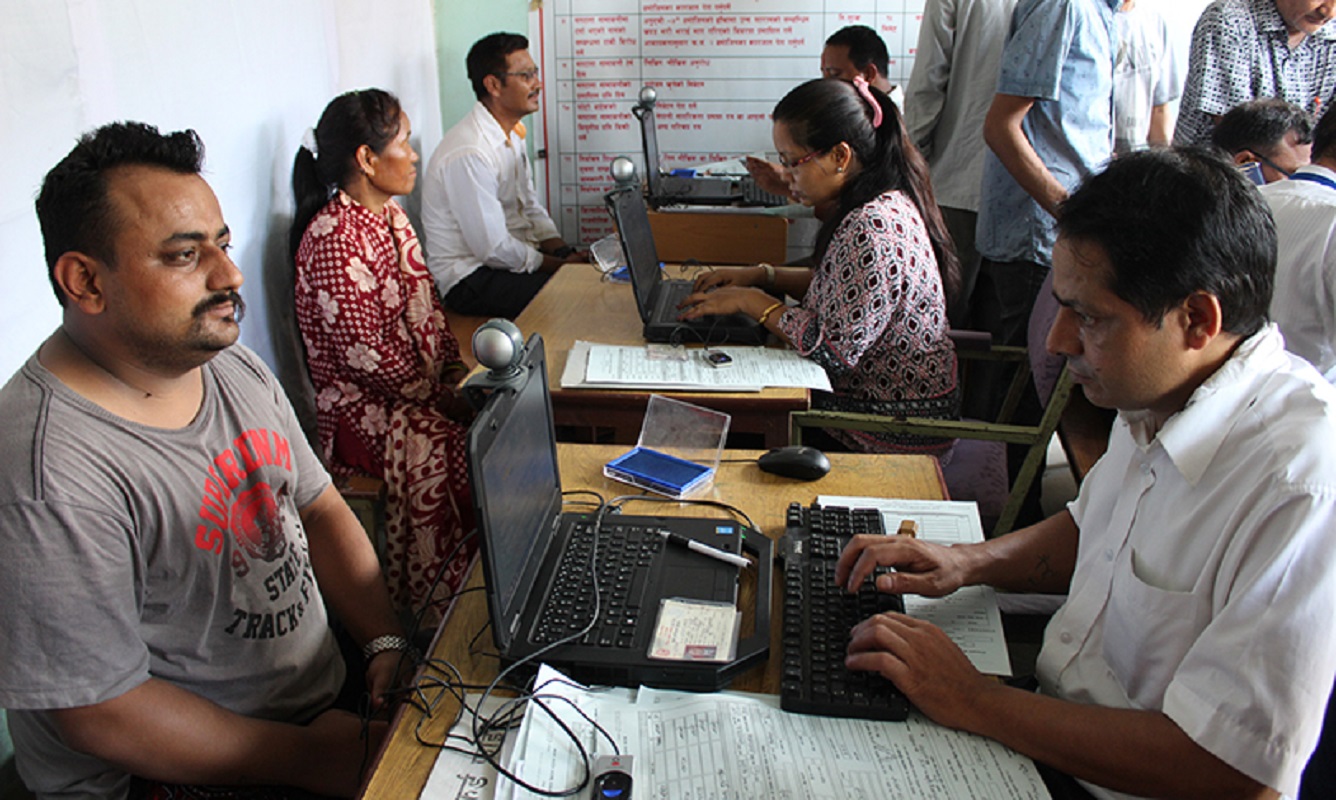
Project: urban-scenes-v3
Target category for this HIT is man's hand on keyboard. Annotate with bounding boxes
[844,612,999,731]
[835,534,970,597]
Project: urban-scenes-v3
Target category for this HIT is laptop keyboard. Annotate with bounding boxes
[653,279,695,323]
[531,520,664,647]
[780,502,910,721]
[740,176,788,207]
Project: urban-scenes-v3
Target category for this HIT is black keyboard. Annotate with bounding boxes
[531,521,663,647]
[779,502,910,721]
[740,175,789,207]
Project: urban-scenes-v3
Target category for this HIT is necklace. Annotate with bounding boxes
[59,330,156,399]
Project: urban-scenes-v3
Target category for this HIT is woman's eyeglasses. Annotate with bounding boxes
[778,150,824,170]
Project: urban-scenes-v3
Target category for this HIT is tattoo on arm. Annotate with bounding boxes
[1029,554,1058,589]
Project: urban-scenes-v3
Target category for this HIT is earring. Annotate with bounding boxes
[836,166,844,173]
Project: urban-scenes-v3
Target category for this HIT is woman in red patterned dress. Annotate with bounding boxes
[290,89,473,628]
[681,77,960,455]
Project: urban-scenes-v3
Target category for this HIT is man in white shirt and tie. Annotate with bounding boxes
[422,32,586,319]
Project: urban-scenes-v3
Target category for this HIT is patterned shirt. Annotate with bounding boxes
[778,192,958,454]
[1175,0,1336,146]
[976,0,1120,267]
[294,192,459,473]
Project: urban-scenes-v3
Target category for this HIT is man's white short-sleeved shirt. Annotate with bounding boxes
[1037,326,1336,799]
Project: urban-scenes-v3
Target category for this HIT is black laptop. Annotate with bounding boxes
[604,186,770,346]
[633,101,741,206]
[632,99,788,209]
[465,334,770,690]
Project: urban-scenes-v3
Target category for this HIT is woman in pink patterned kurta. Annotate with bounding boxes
[291,89,473,627]
[682,78,960,454]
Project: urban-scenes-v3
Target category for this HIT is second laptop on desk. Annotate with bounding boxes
[605,185,770,346]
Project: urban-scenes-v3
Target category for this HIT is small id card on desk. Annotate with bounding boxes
[648,598,740,662]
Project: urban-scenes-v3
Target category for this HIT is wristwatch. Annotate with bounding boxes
[551,244,575,258]
[362,634,419,663]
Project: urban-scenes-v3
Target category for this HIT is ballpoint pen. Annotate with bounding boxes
[658,529,750,569]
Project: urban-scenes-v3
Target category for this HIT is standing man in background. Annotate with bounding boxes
[422,32,586,320]
[1174,0,1336,146]
[975,0,1119,382]
[746,24,898,202]
[819,24,896,93]
[904,0,1018,329]
[1112,0,1181,155]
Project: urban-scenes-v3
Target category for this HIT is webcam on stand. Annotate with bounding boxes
[463,319,528,410]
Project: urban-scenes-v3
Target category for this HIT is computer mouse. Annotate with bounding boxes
[757,445,831,481]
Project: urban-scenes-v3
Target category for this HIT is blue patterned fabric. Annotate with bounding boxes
[976,0,1119,267]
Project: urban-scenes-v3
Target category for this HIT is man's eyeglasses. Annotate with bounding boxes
[500,69,540,83]
[1244,149,1294,179]
[778,149,824,170]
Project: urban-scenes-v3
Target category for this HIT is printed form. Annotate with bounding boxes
[466,665,1049,800]
[820,496,1013,676]
[562,341,832,391]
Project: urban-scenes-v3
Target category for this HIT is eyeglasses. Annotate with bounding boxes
[499,68,540,83]
[1244,149,1294,179]
[778,149,824,170]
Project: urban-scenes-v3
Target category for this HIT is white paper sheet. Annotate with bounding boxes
[560,340,832,391]
[489,665,1048,800]
[420,693,519,800]
[819,496,1013,676]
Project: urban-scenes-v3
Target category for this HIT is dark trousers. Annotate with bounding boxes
[444,266,551,319]
[966,258,1049,527]
[941,206,980,331]
[966,257,1049,418]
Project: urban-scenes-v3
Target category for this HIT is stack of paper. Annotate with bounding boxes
[560,341,833,392]
[424,665,1050,799]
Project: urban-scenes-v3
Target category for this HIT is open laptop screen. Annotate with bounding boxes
[606,187,662,319]
[636,103,664,198]
[469,336,562,626]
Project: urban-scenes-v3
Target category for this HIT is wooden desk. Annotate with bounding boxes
[360,444,945,798]
[511,265,808,448]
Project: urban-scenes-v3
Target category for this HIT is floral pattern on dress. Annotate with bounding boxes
[295,191,473,624]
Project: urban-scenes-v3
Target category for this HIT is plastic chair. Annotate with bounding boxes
[789,272,1073,537]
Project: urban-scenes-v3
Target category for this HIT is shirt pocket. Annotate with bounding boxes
[1101,547,1211,708]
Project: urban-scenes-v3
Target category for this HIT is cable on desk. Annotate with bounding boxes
[607,492,762,540]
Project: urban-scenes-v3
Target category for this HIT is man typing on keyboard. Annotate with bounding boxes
[834,147,1336,800]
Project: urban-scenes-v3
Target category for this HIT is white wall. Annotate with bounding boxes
[0,0,443,389]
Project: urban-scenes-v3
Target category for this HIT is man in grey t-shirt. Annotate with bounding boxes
[0,122,413,798]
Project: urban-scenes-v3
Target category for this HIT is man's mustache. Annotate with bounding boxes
[194,291,245,322]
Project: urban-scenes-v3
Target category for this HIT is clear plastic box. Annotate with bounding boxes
[603,395,731,498]
[589,232,626,274]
